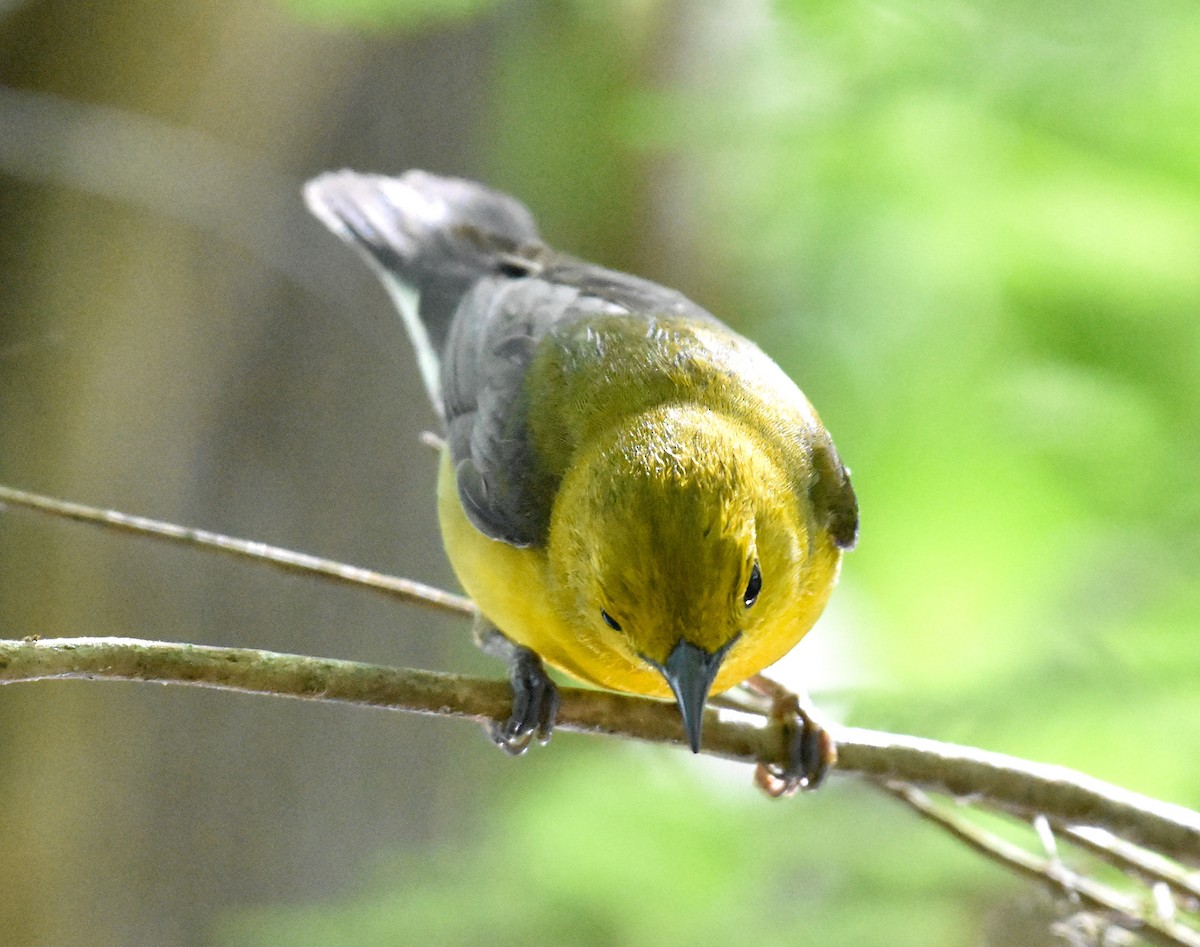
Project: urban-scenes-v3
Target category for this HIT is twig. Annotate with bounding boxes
[1,635,1198,869]
[839,728,1200,867]
[0,484,472,616]
[1065,826,1200,908]
[877,781,1200,947]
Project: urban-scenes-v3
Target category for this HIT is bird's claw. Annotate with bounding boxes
[487,645,560,756]
[753,689,837,798]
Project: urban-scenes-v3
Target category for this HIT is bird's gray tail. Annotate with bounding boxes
[304,169,541,422]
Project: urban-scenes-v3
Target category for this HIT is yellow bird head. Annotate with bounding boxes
[547,402,836,750]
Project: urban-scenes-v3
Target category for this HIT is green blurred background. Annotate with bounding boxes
[2,1,1198,944]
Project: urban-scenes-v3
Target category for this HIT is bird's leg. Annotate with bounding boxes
[474,617,560,756]
[742,673,837,797]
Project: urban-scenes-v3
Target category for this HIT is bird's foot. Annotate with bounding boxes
[488,645,560,755]
[745,674,837,798]
[476,621,559,756]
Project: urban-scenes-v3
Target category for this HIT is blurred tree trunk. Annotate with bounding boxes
[0,2,681,944]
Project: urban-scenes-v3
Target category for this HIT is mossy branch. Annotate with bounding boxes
[3,634,1197,870]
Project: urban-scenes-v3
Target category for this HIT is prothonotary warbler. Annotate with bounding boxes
[305,171,858,789]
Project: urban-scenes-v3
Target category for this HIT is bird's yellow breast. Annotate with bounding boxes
[437,445,843,699]
[436,450,624,689]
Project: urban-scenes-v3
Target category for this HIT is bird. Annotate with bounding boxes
[304,170,857,789]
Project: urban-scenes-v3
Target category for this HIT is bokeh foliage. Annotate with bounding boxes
[230,0,1200,943]
[220,748,1007,947]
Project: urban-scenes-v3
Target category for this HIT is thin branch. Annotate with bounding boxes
[0,635,766,757]
[837,728,1200,867]
[2,635,1199,869]
[1065,826,1200,908]
[877,781,1200,947]
[0,484,472,616]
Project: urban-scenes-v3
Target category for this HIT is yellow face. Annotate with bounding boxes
[546,404,828,699]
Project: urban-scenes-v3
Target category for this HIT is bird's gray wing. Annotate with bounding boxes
[305,170,542,421]
[442,259,718,547]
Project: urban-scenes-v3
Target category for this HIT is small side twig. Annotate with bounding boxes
[876,781,1200,947]
[839,727,1200,868]
[1065,826,1200,908]
[0,483,472,616]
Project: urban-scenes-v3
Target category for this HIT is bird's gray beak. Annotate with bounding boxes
[659,637,735,753]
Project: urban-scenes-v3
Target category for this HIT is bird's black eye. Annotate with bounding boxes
[601,609,622,632]
[743,561,762,608]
